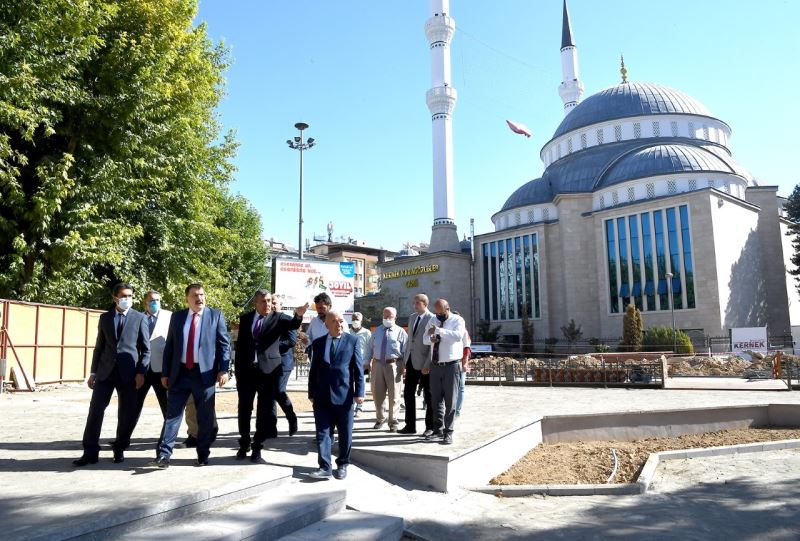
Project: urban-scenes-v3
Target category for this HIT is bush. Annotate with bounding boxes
[588,337,611,353]
[622,304,644,351]
[642,326,693,354]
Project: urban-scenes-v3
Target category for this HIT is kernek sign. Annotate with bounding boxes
[730,327,768,355]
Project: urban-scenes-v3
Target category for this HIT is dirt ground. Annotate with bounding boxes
[145,390,313,413]
[491,427,800,485]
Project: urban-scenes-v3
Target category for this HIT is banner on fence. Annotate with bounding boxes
[731,327,768,355]
[471,344,492,353]
[272,258,355,323]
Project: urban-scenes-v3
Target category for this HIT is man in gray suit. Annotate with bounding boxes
[398,293,434,435]
[73,283,151,466]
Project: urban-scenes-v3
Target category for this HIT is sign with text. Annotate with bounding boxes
[273,258,355,323]
[731,327,768,355]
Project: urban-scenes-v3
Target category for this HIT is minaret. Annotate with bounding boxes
[425,0,460,253]
[558,0,584,114]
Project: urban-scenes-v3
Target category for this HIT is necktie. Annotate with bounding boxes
[117,313,125,340]
[412,316,420,337]
[186,312,198,369]
[254,315,264,337]
[380,328,388,362]
[329,337,337,361]
[148,315,156,337]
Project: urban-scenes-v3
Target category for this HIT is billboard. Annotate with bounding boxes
[273,258,355,323]
[731,327,768,355]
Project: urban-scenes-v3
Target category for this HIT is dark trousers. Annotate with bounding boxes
[132,368,169,424]
[404,361,433,431]
[430,361,460,433]
[81,367,137,458]
[237,367,281,450]
[313,401,353,472]
[158,366,216,460]
[275,367,296,422]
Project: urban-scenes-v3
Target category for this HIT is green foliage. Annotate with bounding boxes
[642,326,694,355]
[622,304,644,351]
[476,319,502,343]
[588,337,611,353]
[560,319,583,345]
[544,337,559,354]
[0,0,267,320]
[785,184,800,297]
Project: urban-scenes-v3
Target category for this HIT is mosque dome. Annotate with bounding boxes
[551,82,720,140]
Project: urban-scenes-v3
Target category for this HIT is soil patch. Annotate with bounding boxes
[491,427,800,485]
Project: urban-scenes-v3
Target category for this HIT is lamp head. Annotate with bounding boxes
[294,122,309,131]
[307,137,315,144]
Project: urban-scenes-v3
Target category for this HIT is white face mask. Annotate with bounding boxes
[351,321,362,330]
[118,297,133,311]
[382,318,394,328]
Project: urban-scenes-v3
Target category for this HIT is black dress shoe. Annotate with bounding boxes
[397,426,416,434]
[289,417,298,436]
[333,465,348,480]
[424,429,443,441]
[113,450,125,464]
[441,432,453,445]
[72,455,98,467]
[195,457,209,466]
[182,435,198,448]
[307,468,332,480]
[250,448,262,463]
[421,429,434,438]
[147,457,170,469]
[236,447,249,460]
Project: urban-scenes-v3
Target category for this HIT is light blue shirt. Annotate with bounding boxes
[366,325,407,363]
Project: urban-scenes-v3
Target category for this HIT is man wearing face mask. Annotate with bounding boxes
[130,291,172,440]
[348,312,371,417]
[366,307,407,432]
[73,283,151,466]
[422,298,465,445]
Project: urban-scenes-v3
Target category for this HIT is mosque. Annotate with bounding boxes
[377,0,798,344]
[472,1,799,343]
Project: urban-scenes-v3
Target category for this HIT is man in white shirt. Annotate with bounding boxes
[422,298,465,445]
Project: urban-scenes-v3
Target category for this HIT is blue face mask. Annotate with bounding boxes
[149,300,160,314]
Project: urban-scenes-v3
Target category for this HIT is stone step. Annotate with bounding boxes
[277,509,404,541]
[118,481,347,541]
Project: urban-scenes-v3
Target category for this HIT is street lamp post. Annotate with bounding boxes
[665,271,676,352]
[287,122,315,260]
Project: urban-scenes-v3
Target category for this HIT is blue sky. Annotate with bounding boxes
[196,0,800,252]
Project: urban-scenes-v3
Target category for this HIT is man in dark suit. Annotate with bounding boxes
[148,283,230,468]
[308,310,364,480]
[273,296,299,437]
[73,282,151,466]
[234,290,307,462]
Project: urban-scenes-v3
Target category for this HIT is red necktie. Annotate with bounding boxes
[186,312,198,369]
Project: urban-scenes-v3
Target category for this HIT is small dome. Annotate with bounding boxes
[396,247,419,258]
[598,143,736,188]
[552,82,716,139]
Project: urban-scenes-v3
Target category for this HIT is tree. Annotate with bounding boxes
[476,319,502,343]
[520,304,534,353]
[785,184,800,296]
[642,326,694,355]
[622,304,644,351]
[0,0,267,319]
[560,319,583,347]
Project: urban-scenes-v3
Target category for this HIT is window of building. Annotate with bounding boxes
[652,121,661,137]
[627,186,635,202]
[688,121,695,138]
[653,209,668,310]
[498,240,507,319]
[606,220,619,313]
[688,178,697,191]
[482,234,541,322]
[567,139,573,154]
[633,122,641,139]
[490,242,498,319]
[671,121,679,137]
[596,128,604,145]
[482,243,491,320]
[612,191,619,206]
[668,180,677,195]
[679,205,696,308]
[617,218,629,306]
[542,208,550,221]
[629,214,643,310]
[647,183,655,199]
[666,207,683,309]
[514,237,524,318]
[580,133,587,149]
[614,125,622,142]
[641,213,656,310]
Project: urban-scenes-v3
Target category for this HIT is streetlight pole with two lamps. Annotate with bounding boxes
[287,122,315,260]
[665,271,676,352]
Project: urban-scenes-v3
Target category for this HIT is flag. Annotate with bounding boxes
[506,119,532,138]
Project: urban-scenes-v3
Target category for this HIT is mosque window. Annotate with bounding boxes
[548,148,553,163]
[666,208,683,309]
[605,220,619,313]
[498,240,507,319]
[523,236,533,318]
[671,121,679,137]
[617,218,630,305]
[612,191,619,206]
[532,234,541,318]
[702,125,709,140]
[514,237,524,318]
[629,215,643,310]
[557,144,562,159]
[652,121,661,137]
[633,122,642,139]
[490,242,498,319]
[688,122,695,138]
[596,129,604,144]
[646,183,655,199]
[667,180,677,195]
[688,179,697,191]
[482,243,491,320]
[567,139,573,154]
[627,186,635,202]
[527,209,534,223]
[724,182,731,194]
[580,133,587,149]
[653,210,669,310]
[600,194,606,209]
[614,125,622,142]
[515,213,521,225]
[679,205,696,308]
[542,208,550,221]
[641,213,656,310]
